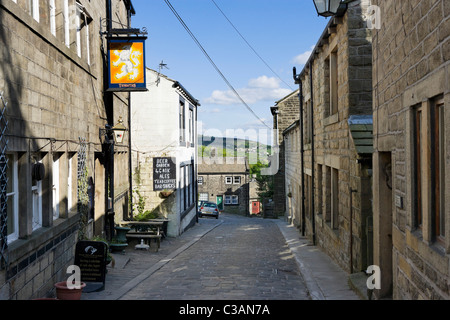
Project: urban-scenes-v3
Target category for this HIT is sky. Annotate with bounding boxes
[130,0,331,144]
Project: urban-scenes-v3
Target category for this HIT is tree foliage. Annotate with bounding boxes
[250,161,274,202]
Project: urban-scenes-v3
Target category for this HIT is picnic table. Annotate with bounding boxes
[118,221,164,251]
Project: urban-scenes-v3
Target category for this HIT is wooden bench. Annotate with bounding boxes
[126,232,161,250]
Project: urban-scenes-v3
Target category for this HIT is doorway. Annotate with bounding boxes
[374,152,393,299]
[216,195,224,211]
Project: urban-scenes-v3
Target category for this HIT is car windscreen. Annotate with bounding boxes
[204,203,216,208]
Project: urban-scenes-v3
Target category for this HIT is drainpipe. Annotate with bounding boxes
[105,0,114,241]
[128,94,133,219]
[299,82,305,236]
[310,60,316,246]
[293,67,306,236]
[350,187,357,273]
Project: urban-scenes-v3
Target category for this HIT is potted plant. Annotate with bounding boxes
[54,281,86,300]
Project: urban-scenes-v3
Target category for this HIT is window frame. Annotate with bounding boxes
[63,0,70,47]
[31,0,39,22]
[331,167,339,230]
[179,98,186,143]
[6,153,19,244]
[432,97,445,241]
[32,174,43,232]
[412,96,445,242]
[188,106,194,145]
[329,50,338,116]
[225,176,232,185]
[52,154,60,220]
[49,0,56,36]
[199,193,209,202]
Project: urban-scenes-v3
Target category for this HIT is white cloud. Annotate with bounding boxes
[204,76,291,105]
[248,75,280,89]
[292,45,315,66]
[199,107,221,114]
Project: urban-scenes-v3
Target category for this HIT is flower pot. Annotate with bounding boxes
[54,281,86,300]
[109,242,128,252]
[114,226,131,243]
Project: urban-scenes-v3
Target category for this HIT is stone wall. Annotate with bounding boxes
[284,123,302,228]
[0,0,131,299]
[198,172,249,215]
[288,0,373,273]
[0,220,78,300]
[272,91,300,218]
[372,0,450,300]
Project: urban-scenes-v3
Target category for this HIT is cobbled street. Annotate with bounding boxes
[120,214,310,300]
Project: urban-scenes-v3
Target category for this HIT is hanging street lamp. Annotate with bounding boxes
[99,116,127,145]
[312,0,343,17]
[111,116,127,144]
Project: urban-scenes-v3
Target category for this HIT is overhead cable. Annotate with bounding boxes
[164,0,271,129]
[211,0,294,91]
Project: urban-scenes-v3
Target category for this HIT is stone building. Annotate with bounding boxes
[284,0,373,274]
[198,157,249,216]
[283,120,301,226]
[270,90,300,217]
[130,68,200,237]
[0,0,136,299]
[371,0,449,300]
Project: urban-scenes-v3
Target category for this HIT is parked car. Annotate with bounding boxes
[198,201,219,219]
[197,200,206,215]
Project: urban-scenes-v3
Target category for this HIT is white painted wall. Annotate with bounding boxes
[131,69,198,237]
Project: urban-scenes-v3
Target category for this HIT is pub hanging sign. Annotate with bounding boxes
[107,37,147,92]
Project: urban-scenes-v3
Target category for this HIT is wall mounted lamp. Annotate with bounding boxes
[312,0,343,17]
[99,117,127,145]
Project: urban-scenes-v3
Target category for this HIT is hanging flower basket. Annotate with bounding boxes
[159,190,173,198]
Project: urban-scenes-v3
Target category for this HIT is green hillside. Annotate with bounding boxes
[198,135,272,164]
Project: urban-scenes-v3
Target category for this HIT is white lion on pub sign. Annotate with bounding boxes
[112,45,142,81]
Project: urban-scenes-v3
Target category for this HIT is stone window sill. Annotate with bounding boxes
[323,113,339,126]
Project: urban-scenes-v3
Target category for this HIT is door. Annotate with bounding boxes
[216,195,223,211]
[252,201,260,215]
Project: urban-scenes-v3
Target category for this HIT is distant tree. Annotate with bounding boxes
[250,161,274,202]
[255,174,274,202]
[199,145,210,158]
